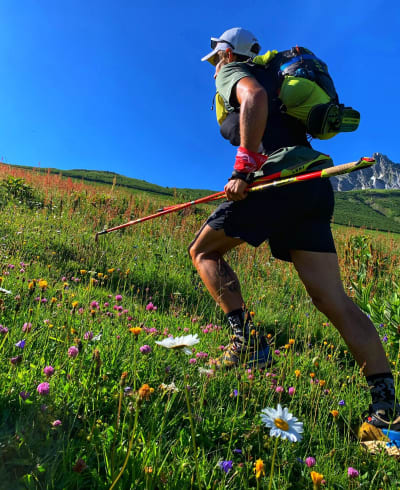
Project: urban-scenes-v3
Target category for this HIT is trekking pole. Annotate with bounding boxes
[94,157,375,240]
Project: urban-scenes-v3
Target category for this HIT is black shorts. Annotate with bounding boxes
[205,178,336,262]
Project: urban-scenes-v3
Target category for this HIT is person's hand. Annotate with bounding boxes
[224,179,248,201]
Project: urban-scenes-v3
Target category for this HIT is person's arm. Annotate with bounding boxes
[224,77,268,201]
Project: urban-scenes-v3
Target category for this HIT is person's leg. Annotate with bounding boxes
[188,224,244,313]
[189,224,271,368]
[291,250,400,437]
[290,250,389,375]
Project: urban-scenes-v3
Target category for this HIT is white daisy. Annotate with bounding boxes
[155,334,200,355]
[260,404,303,442]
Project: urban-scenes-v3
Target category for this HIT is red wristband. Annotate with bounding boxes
[234,146,268,173]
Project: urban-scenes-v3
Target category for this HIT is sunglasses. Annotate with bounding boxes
[210,37,235,50]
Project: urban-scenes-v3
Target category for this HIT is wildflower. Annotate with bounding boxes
[260,404,303,442]
[22,322,32,333]
[295,369,301,378]
[129,327,142,336]
[319,380,326,387]
[139,345,152,354]
[43,365,55,377]
[159,381,179,393]
[28,281,35,290]
[146,302,157,311]
[138,383,154,400]
[90,300,99,309]
[195,351,208,359]
[79,270,87,275]
[288,339,295,345]
[274,349,280,356]
[382,335,388,343]
[155,334,200,355]
[71,300,79,309]
[68,346,79,358]
[219,460,233,474]
[15,339,26,349]
[198,367,215,377]
[0,325,9,334]
[189,358,197,364]
[288,387,295,396]
[37,382,50,395]
[144,466,153,474]
[10,355,23,365]
[311,471,324,488]
[115,294,123,301]
[84,331,93,340]
[253,459,265,479]
[330,409,339,418]
[275,386,284,393]
[72,458,87,473]
[339,400,345,406]
[38,280,48,289]
[347,467,359,478]
[310,372,315,378]
[305,457,316,467]
[19,391,30,401]
[52,420,62,427]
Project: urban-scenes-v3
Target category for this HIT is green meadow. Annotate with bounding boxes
[0,164,400,489]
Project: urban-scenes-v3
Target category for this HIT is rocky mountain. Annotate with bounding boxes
[330,153,400,191]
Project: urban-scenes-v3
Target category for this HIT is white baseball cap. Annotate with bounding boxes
[201,27,260,65]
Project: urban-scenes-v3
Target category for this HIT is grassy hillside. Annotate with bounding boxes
[334,189,400,233]
[0,165,400,488]
[5,162,400,234]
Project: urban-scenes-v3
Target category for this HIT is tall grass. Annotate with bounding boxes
[0,168,399,489]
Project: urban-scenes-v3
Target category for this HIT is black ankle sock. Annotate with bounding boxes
[226,308,245,329]
[366,373,396,408]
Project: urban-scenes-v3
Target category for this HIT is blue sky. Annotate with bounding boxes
[0,0,399,190]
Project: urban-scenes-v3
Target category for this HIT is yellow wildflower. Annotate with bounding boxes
[288,339,295,345]
[253,459,265,479]
[72,301,79,309]
[80,270,87,275]
[310,372,315,378]
[295,369,301,378]
[0,276,3,284]
[28,281,35,290]
[51,297,57,303]
[129,327,142,336]
[38,279,48,289]
[108,268,115,273]
[311,471,324,488]
[319,380,326,387]
[330,410,339,418]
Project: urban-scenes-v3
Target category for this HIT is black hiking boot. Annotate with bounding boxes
[210,312,273,370]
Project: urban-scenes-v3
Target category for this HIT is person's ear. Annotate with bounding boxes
[226,48,235,62]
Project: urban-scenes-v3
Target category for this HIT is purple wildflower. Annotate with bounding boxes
[305,457,316,468]
[140,345,152,354]
[288,387,295,396]
[43,365,55,377]
[0,325,8,334]
[68,346,79,358]
[347,467,359,478]
[219,460,233,474]
[52,420,62,427]
[115,294,123,301]
[37,382,50,395]
[146,302,157,311]
[15,339,26,349]
[10,355,23,365]
[339,400,345,406]
[84,331,93,340]
[19,391,30,401]
[22,322,32,333]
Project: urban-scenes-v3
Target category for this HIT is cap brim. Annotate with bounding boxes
[201,41,232,64]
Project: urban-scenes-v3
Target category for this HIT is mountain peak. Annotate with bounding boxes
[330,153,400,191]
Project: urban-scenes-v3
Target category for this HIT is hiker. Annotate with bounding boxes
[188,27,399,449]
